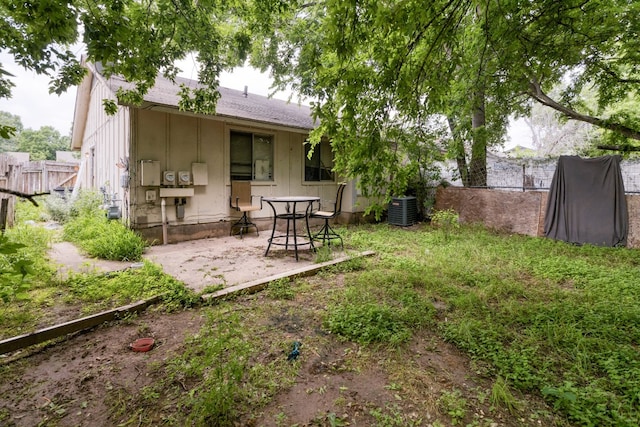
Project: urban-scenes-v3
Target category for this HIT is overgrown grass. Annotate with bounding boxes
[324,276,435,345]
[343,224,640,426]
[0,221,57,336]
[112,306,301,426]
[61,191,147,261]
[120,222,640,425]
[0,199,194,339]
[5,205,640,426]
[64,261,199,313]
[14,197,49,223]
[64,214,147,261]
[166,309,298,425]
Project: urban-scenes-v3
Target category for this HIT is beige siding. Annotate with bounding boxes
[128,108,360,230]
[78,75,131,219]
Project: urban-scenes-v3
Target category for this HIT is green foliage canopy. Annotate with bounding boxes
[1,0,255,113]
[15,126,70,160]
[246,0,640,205]
[0,111,22,150]
[2,0,639,212]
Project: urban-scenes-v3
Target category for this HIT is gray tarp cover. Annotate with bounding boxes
[544,155,628,247]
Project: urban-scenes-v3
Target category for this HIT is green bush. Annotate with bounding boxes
[14,198,48,223]
[0,235,30,303]
[84,219,146,261]
[430,208,460,241]
[64,213,146,261]
[68,189,103,219]
[62,191,146,261]
[44,189,104,224]
[43,191,72,223]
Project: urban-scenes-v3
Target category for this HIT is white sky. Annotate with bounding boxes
[0,51,532,149]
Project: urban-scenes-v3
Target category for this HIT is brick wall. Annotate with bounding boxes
[435,186,640,248]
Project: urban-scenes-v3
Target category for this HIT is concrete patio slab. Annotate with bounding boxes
[49,234,352,293]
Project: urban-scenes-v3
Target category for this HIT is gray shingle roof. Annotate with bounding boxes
[104,73,315,131]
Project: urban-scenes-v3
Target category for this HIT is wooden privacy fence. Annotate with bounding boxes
[0,153,79,230]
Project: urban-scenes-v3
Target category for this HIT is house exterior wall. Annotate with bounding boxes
[77,74,130,217]
[74,71,368,243]
[128,108,362,242]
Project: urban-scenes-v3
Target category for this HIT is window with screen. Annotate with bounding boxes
[230,131,273,181]
[304,137,335,182]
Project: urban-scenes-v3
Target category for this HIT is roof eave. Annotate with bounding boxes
[70,62,94,150]
[132,102,314,134]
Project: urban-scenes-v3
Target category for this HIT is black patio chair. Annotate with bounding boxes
[310,183,346,248]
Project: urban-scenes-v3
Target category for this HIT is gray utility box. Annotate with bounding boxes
[388,196,417,226]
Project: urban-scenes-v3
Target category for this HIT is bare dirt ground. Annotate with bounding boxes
[0,291,556,427]
[0,236,559,426]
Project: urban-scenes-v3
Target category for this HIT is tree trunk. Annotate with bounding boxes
[447,117,471,187]
[468,91,487,187]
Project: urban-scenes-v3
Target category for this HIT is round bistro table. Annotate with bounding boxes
[262,196,320,261]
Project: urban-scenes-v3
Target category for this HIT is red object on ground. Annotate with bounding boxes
[130,337,155,352]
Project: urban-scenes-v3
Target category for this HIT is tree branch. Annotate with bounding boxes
[0,188,48,206]
[527,79,640,141]
[597,64,640,84]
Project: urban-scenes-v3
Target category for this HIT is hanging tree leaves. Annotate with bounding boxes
[245,0,640,209]
[2,0,639,214]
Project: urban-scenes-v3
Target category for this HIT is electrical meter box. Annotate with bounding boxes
[163,170,176,186]
[140,160,160,186]
[178,171,191,186]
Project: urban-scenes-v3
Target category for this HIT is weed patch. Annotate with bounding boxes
[0,224,57,336]
[324,284,434,346]
[54,189,147,261]
[64,261,198,312]
[267,278,295,300]
[155,308,298,426]
[64,214,146,261]
[4,217,640,426]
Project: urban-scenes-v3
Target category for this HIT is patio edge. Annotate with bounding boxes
[0,295,164,356]
[201,250,376,301]
[0,251,375,358]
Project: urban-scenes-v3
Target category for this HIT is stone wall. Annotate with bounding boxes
[435,186,640,248]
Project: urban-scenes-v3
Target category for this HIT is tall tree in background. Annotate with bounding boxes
[15,126,70,160]
[0,112,71,160]
[1,0,639,211]
[0,111,22,151]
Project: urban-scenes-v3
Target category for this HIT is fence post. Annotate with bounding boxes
[0,198,8,234]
